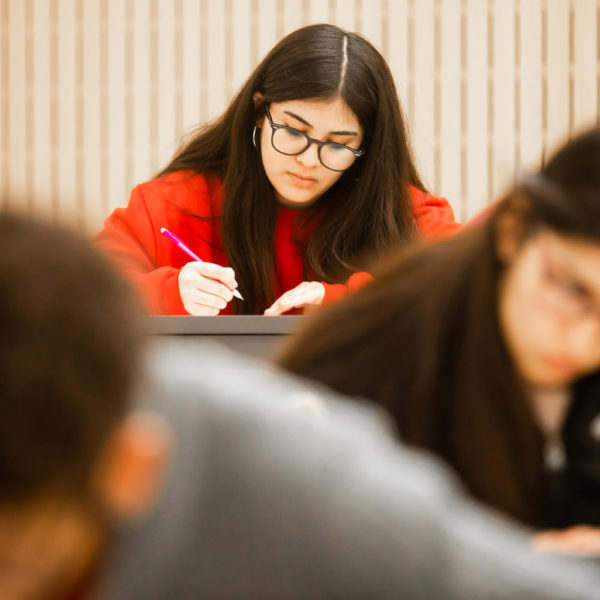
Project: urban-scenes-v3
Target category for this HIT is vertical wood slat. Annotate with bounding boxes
[491,0,515,197]
[198,0,209,126]
[156,0,177,171]
[439,0,462,217]
[405,0,415,127]
[282,0,303,37]
[545,0,570,155]
[307,0,329,24]
[31,0,54,219]
[181,0,201,132]
[129,0,152,197]
[81,0,103,227]
[231,0,252,96]
[573,0,598,131]
[4,0,600,229]
[106,0,126,219]
[257,0,278,61]
[387,0,409,115]
[332,0,356,31]
[55,0,78,223]
[206,0,225,123]
[360,0,383,50]
[7,0,27,208]
[173,0,184,136]
[518,0,543,171]
[412,0,435,190]
[465,0,488,218]
[0,0,7,204]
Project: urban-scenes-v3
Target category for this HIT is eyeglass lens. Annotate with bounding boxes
[269,125,358,171]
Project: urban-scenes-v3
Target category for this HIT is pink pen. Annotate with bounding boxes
[160,227,244,300]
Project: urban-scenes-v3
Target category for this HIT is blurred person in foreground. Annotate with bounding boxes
[277,127,600,553]
[1,209,599,600]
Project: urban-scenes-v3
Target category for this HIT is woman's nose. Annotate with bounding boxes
[296,142,320,168]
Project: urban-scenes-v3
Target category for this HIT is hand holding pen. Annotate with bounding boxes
[161,228,243,316]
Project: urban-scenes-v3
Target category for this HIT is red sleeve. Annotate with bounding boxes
[410,187,462,238]
[96,181,188,315]
[321,271,373,304]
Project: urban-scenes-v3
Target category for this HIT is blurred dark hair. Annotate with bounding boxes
[0,211,142,503]
[158,23,423,313]
[278,127,600,525]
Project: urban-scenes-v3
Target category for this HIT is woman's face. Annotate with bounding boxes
[258,97,363,208]
[499,229,600,388]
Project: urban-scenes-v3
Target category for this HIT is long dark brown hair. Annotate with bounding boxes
[158,24,424,313]
[277,127,600,525]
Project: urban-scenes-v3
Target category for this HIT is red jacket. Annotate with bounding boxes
[96,171,460,314]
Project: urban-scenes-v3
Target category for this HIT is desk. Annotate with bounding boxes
[144,315,304,359]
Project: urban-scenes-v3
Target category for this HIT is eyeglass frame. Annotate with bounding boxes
[535,234,600,327]
[261,104,365,172]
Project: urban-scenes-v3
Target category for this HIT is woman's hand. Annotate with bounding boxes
[531,525,600,556]
[178,262,237,316]
[264,281,325,316]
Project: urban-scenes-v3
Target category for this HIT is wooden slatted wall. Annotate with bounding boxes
[1,0,599,230]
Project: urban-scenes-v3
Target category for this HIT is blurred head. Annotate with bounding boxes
[0,212,169,599]
[494,128,600,388]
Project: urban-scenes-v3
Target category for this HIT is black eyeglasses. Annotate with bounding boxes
[264,105,364,172]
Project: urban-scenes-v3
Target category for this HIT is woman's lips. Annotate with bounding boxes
[541,356,579,378]
[288,172,316,187]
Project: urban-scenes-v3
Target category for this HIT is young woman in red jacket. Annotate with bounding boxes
[97,24,460,316]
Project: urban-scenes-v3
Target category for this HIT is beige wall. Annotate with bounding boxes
[1,0,599,231]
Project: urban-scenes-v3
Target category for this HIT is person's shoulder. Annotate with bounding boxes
[137,170,223,196]
[407,185,462,237]
[133,171,224,214]
[144,341,394,442]
[407,185,428,204]
[407,185,446,207]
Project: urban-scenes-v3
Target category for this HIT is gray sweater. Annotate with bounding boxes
[97,341,600,599]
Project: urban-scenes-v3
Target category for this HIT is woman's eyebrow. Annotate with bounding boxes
[552,252,600,299]
[283,110,358,136]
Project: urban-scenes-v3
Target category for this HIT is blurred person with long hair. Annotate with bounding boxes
[278,128,600,549]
